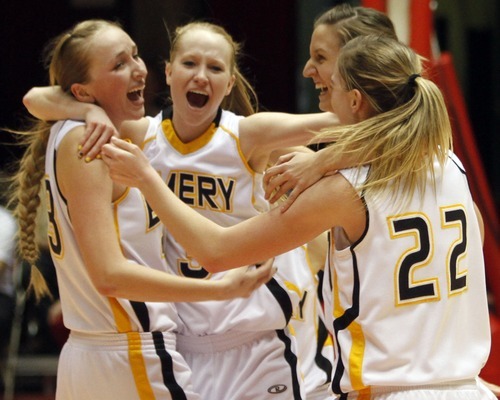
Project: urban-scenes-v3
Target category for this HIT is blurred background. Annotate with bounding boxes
[0,0,498,398]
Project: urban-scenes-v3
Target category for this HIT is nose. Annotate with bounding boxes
[133,59,147,81]
[303,59,315,78]
[194,66,208,84]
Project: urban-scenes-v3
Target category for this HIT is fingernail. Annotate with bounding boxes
[78,152,83,159]
[78,144,82,151]
[85,157,91,163]
[96,154,102,160]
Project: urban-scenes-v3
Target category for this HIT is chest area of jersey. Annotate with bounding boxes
[151,142,261,214]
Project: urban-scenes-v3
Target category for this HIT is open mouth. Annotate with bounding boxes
[315,83,328,95]
[187,91,209,108]
[127,89,143,102]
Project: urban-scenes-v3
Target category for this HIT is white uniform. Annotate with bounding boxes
[45,120,199,399]
[144,108,306,400]
[322,153,491,399]
[287,246,335,400]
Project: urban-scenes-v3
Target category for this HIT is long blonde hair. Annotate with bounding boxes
[169,21,258,116]
[7,19,122,300]
[319,35,452,204]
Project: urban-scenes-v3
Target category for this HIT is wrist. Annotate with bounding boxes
[316,149,333,175]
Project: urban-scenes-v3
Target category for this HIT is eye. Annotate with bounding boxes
[114,61,125,70]
[311,52,326,64]
[210,65,224,72]
[182,60,196,67]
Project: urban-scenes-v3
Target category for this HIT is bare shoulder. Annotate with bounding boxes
[121,118,150,145]
[56,125,111,198]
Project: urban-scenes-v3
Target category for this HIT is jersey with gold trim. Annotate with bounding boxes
[144,108,299,335]
[45,120,179,334]
[322,152,491,396]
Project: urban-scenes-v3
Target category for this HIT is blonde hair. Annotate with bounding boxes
[314,3,397,45]
[169,21,258,116]
[318,35,452,204]
[7,19,122,300]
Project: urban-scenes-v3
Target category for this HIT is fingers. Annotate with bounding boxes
[279,191,297,213]
[255,258,276,284]
[80,123,118,161]
[110,136,136,151]
[264,168,289,200]
[263,163,285,188]
[268,181,294,204]
[263,152,297,187]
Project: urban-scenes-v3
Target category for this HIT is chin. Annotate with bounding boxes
[318,102,329,112]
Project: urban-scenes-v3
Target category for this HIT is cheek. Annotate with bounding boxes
[319,65,334,81]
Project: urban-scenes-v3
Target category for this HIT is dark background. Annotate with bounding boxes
[1,0,498,209]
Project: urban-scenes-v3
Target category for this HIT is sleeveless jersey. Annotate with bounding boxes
[322,152,491,397]
[45,120,179,334]
[143,109,298,335]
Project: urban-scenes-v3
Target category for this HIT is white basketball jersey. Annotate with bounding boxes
[286,245,334,397]
[45,120,179,334]
[144,109,298,335]
[322,153,491,396]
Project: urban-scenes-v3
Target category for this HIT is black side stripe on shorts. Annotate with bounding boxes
[265,277,293,324]
[131,301,151,331]
[152,331,188,400]
[315,318,333,383]
[276,329,303,400]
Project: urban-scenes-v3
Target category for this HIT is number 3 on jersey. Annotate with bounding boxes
[44,178,63,257]
[388,205,467,306]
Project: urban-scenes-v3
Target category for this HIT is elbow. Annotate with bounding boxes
[195,252,231,273]
[93,278,118,297]
[90,269,121,297]
[23,88,42,119]
[22,90,34,111]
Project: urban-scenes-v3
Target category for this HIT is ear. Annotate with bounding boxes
[165,62,172,86]
[225,74,236,96]
[349,89,363,113]
[70,83,95,103]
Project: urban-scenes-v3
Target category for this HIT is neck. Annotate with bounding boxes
[169,107,221,143]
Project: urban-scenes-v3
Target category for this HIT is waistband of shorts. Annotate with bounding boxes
[353,379,479,396]
[68,330,176,350]
[176,330,275,353]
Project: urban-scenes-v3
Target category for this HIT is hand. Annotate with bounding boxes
[79,107,118,161]
[101,137,153,188]
[264,151,326,212]
[220,259,276,299]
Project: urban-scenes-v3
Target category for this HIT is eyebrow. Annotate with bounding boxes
[113,44,138,59]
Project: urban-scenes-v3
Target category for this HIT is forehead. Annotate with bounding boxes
[89,26,135,64]
[310,24,342,56]
[176,28,232,62]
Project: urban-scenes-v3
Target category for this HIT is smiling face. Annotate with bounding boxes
[73,26,147,127]
[165,27,236,139]
[303,23,342,112]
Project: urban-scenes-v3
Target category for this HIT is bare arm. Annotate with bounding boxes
[101,137,364,273]
[239,111,338,170]
[23,86,148,160]
[58,128,273,302]
[264,144,360,212]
